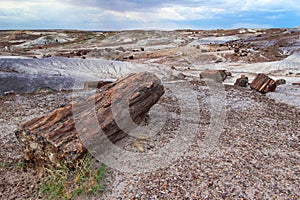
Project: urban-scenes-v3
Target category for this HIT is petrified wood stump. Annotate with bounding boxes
[15,72,164,167]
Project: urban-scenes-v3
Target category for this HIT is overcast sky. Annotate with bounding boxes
[0,0,299,30]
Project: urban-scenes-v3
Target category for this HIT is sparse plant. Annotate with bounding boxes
[0,162,9,170]
[14,161,26,169]
[0,161,26,170]
[39,154,107,200]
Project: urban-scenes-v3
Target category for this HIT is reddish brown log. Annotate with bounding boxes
[250,73,276,93]
[15,72,164,167]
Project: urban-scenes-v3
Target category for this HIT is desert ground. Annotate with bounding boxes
[0,28,299,199]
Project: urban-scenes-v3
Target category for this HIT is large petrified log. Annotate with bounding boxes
[15,72,164,167]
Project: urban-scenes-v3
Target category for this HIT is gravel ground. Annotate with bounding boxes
[102,84,300,199]
[0,83,299,199]
[0,92,71,199]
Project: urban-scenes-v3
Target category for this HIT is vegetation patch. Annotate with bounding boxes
[39,154,107,200]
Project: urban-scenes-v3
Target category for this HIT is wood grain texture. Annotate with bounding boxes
[15,72,164,167]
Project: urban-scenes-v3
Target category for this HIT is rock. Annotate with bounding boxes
[215,58,225,63]
[132,141,144,152]
[169,72,187,81]
[177,73,186,80]
[42,54,52,58]
[234,47,250,56]
[275,79,286,85]
[83,80,113,89]
[234,48,239,53]
[4,46,11,51]
[234,75,248,87]
[4,90,16,96]
[269,79,286,92]
[15,72,164,167]
[200,70,228,83]
[116,46,125,52]
[292,82,300,86]
[171,72,187,80]
[225,71,232,77]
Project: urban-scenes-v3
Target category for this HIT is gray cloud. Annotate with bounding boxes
[63,0,300,13]
[63,0,210,12]
[0,0,299,30]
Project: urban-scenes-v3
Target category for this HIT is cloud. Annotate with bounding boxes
[63,0,201,12]
[63,0,300,13]
[0,0,299,30]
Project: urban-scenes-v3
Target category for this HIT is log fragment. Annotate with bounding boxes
[292,82,300,86]
[15,72,164,167]
[250,73,276,93]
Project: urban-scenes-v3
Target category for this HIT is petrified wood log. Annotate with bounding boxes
[15,72,164,167]
[250,73,276,93]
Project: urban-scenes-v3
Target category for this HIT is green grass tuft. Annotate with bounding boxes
[0,162,9,170]
[39,154,107,200]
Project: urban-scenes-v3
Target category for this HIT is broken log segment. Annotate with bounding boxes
[250,73,276,93]
[15,72,164,167]
[292,82,300,86]
[250,74,286,93]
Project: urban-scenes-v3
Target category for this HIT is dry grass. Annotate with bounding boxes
[39,154,107,200]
